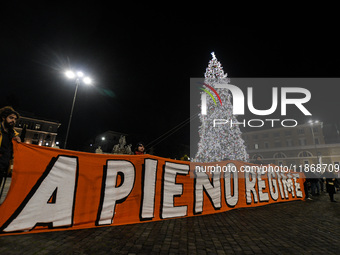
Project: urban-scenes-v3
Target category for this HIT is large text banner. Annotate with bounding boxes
[0,143,305,235]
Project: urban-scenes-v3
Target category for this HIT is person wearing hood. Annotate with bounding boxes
[324,171,339,202]
[134,142,146,155]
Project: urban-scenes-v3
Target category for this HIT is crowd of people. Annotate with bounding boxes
[304,169,339,202]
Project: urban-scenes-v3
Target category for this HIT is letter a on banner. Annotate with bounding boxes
[1,156,78,233]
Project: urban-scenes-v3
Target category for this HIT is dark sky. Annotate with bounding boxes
[1,5,340,158]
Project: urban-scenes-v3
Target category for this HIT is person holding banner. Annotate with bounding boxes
[134,142,145,155]
[0,106,21,198]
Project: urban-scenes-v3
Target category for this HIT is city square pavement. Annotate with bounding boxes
[0,178,339,254]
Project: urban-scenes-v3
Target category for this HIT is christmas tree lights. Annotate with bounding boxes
[194,52,249,163]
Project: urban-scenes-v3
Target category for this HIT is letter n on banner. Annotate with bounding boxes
[0,156,78,233]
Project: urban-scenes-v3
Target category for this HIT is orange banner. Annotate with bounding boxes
[0,142,305,235]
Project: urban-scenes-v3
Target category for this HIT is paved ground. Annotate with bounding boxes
[0,178,339,254]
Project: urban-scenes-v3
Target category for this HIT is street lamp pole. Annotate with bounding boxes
[64,78,80,149]
[309,120,319,164]
[63,71,92,149]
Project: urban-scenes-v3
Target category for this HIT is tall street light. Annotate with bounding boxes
[308,120,320,164]
[64,70,92,149]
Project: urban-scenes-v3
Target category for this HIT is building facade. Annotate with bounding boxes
[15,115,61,147]
[243,122,340,172]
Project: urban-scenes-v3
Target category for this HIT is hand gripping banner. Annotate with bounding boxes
[0,143,305,235]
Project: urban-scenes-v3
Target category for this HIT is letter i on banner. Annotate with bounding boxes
[1,156,78,233]
[140,159,158,220]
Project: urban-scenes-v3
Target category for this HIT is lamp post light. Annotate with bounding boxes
[64,70,92,149]
[308,120,320,164]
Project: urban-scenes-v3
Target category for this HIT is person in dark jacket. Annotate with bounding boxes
[0,106,21,193]
[302,168,314,200]
[325,176,339,202]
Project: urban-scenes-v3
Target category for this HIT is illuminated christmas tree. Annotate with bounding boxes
[194,52,249,162]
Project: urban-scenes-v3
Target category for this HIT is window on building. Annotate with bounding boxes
[35,124,41,130]
[264,142,269,149]
[252,154,264,160]
[254,144,259,149]
[299,139,307,146]
[297,128,305,134]
[273,132,280,137]
[252,135,258,140]
[32,133,39,145]
[274,141,282,147]
[262,133,268,138]
[286,139,293,147]
[314,138,319,145]
[285,130,292,136]
[298,151,313,157]
[274,152,287,158]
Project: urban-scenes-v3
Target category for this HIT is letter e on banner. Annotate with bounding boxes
[161,162,189,219]
[1,156,78,233]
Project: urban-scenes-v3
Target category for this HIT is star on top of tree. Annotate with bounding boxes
[204,52,229,84]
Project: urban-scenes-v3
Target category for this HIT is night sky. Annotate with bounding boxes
[1,6,340,158]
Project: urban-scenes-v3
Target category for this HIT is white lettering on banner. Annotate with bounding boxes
[224,163,238,207]
[293,174,303,198]
[245,172,259,204]
[257,169,270,202]
[194,171,221,214]
[268,171,279,201]
[276,173,285,199]
[2,156,78,232]
[0,152,305,233]
[161,162,189,219]
[140,159,158,219]
[244,172,303,204]
[97,160,135,226]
